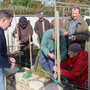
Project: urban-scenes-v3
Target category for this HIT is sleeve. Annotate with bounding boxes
[75,21,89,41]
[60,35,67,60]
[0,35,11,68]
[47,20,52,29]
[61,58,82,80]
[61,17,69,33]
[60,58,70,69]
[34,21,39,35]
[41,32,50,57]
[12,24,18,38]
[21,23,33,43]
[59,19,63,28]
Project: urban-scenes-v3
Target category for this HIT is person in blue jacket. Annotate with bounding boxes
[0,10,16,90]
[39,27,67,74]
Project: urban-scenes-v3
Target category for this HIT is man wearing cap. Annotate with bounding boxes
[39,29,67,74]
[53,43,88,89]
[13,16,33,67]
[34,12,52,44]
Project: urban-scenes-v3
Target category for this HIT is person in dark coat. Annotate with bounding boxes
[13,16,33,68]
[34,12,52,44]
[0,10,16,90]
[53,43,88,90]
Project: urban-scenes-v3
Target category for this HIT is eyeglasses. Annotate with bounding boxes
[68,50,75,55]
[20,24,27,26]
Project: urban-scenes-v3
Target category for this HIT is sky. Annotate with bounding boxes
[41,0,56,6]
[0,0,56,6]
[0,0,3,2]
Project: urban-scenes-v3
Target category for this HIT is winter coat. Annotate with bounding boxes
[61,50,88,89]
[13,21,33,51]
[0,27,11,68]
[62,16,89,49]
[34,19,52,43]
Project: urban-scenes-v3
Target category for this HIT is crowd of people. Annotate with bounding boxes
[0,7,89,90]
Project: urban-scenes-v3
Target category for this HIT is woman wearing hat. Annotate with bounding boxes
[13,16,33,68]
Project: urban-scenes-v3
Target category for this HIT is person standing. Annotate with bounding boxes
[62,7,89,50]
[34,12,52,44]
[13,16,33,68]
[0,10,16,90]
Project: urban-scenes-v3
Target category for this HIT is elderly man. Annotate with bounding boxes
[13,16,33,67]
[62,7,89,50]
[53,43,88,89]
[0,10,16,90]
[39,29,67,74]
[34,12,52,44]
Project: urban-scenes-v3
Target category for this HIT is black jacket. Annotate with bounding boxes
[0,27,11,68]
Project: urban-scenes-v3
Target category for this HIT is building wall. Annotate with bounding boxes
[5,16,54,53]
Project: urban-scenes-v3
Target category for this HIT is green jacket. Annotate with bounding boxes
[41,29,67,60]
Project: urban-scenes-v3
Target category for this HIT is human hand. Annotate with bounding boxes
[14,34,18,38]
[71,36,76,41]
[53,66,57,72]
[64,31,68,36]
[16,41,21,46]
[10,63,15,70]
[53,72,58,79]
[9,57,16,63]
[48,53,55,59]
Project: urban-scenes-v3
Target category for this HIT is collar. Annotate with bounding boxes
[0,27,4,34]
[69,16,83,24]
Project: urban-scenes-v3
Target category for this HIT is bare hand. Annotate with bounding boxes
[16,41,21,46]
[14,34,18,38]
[9,57,16,63]
[48,53,55,59]
[71,36,76,41]
[64,31,68,36]
[53,66,57,72]
[10,63,15,70]
[53,72,58,79]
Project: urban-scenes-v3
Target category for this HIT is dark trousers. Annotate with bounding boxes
[21,49,30,67]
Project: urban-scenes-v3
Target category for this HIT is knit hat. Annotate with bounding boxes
[38,12,44,19]
[68,43,82,53]
[19,16,28,25]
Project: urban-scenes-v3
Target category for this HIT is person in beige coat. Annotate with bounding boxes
[62,7,89,50]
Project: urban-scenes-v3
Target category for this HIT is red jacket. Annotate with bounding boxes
[61,50,88,89]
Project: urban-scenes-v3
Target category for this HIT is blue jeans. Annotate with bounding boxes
[39,51,54,74]
[0,68,5,90]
